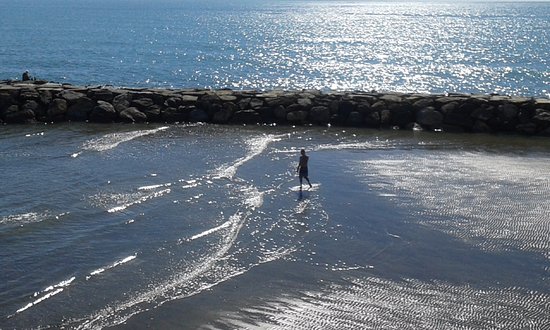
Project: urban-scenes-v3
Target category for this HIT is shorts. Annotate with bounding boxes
[299,167,308,178]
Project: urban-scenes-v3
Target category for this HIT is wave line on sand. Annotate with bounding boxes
[13,276,76,315]
[213,134,283,179]
[71,211,250,330]
[87,255,137,279]
[72,127,168,157]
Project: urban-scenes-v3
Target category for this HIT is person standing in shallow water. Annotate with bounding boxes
[297,149,312,190]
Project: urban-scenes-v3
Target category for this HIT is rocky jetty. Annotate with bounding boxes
[1,80,550,135]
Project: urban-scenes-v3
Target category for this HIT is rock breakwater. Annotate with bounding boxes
[1,81,550,135]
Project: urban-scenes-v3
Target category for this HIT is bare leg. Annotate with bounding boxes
[305,176,312,188]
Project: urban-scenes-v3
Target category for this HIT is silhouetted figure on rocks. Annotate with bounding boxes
[22,71,30,81]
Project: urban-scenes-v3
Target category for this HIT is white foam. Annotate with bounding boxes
[240,185,265,210]
[24,132,44,137]
[137,183,172,191]
[16,276,75,314]
[295,200,310,214]
[1,212,44,226]
[187,220,233,242]
[290,183,321,192]
[213,134,283,180]
[73,212,250,329]
[17,288,64,314]
[88,255,137,279]
[315,141,384,151]
[80,126,168,152]
[0,211,68,227]
[105,188,171,213]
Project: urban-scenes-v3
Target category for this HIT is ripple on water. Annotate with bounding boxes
[218,276,550,329]
[360,152,550,261]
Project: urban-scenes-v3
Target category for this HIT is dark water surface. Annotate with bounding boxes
[1,123,550,329]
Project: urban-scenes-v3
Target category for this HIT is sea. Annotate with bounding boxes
[1,1,550,329]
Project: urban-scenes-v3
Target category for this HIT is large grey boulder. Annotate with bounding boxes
[142,104,161,121]
[287,110,308,124]
[19,87,40,101]
[389,103,414,128]
[180,94,198,105]
[249,98,264,110]
[131,97,155,109]
[119,107,147,123]
[442,103,474,129]
[310,106,330,124]
[533,109,550,128]
[257,107,275,122]
[89,100,117,122]
[496,103,519,125]
[515,122,537,135]
[58,90,87,105]
[67,97,95,121]
[296,98,312,110]
[0,91,17,113]
[189,108,209,122]
[212,103,236,124]
[131,97,161,120]
[3,105,35,123]
[338,100,355,118]
[416,107,443,128]
[535,99,550,111]
[273,105,288,120]
[88,89,114,102]
[364,110,381,127]
[371,101,387,112]
[47,98,68,120]
[470,106,494,121]
[164,97,183,108]
[472,120,492,133]
[232,110,260,124]
[413,98,434,110]
[113,93,132,112]
[22,100,40,112]
[380,94,403,104]
[38,89,53,105]
[346,111,364,126]
[162,106,189,123]
[380,109,391,126]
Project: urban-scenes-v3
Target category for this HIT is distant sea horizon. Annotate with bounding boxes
[1,0,548,97]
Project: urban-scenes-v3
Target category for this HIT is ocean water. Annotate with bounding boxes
[1,124,550,329]
[0,0,548,97]
[2,1,550,329]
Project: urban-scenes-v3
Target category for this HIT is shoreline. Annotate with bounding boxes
[1,80,549,136]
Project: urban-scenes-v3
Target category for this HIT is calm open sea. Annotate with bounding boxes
[1,0,550,329]
[0,0,548,96]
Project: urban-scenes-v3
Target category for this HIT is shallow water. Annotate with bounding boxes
[1,123,550,329]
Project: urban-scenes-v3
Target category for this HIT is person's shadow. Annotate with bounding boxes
[297,189,310,201]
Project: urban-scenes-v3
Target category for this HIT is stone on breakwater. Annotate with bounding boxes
[90,100,117,122]
[4,104,35,123]
[416,107,443,128]
[120,107,147,123]
[48,98,68,120]
[1,81,549,136]
[68,97,95,121]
